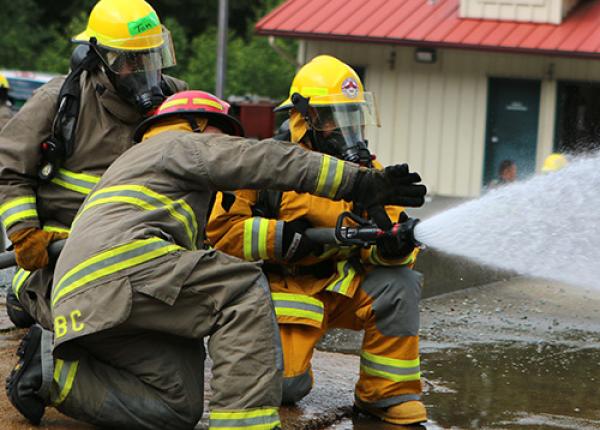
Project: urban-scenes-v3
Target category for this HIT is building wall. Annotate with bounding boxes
[459,0,579,24]
[301,41,600,196]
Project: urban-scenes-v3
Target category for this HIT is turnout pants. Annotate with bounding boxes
[278,266,423,407]
[47,253,283,430]
[11,267,54,329]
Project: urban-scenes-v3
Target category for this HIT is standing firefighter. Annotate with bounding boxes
[5,91,427,429]
[0,73,13,129]
[207,55,428,425]
[0,0,186,329]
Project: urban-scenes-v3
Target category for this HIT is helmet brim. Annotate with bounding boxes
[133,110,245,143]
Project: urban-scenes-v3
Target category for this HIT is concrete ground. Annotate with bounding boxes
[2,276,600,429]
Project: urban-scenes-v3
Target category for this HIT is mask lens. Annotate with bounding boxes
[97,26,176,75]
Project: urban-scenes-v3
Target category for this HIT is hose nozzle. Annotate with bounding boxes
[398,217,422,248]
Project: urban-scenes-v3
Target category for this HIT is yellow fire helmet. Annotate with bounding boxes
[0,73,9,89]
[277,55,379,128]
[72,0,176,75]
[542,153,568,173]
[278,55,379,164]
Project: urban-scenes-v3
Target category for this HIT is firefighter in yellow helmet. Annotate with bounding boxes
[0,73,13,129]
[542,153,568,173]
[207,55,428,425]
[1,0,187,330]
[72,0,179,112]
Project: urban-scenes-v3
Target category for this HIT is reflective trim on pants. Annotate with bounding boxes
[272,292,324,328]
[325,260,356,296]
[360,350,421,382]
[209,407,281,429]
[12,268,31,298]
[51,359,79,406]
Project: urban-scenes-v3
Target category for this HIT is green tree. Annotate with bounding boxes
[0,0,41,69]
[34,13,88,74]
[184,28,296,99]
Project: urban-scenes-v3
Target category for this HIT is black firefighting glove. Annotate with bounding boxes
[281,218,323,262]
[347,164,427,213]
[375,212,415,260]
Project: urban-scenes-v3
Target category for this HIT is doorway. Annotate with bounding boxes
[554,80,600,153]
[483,78,541,185]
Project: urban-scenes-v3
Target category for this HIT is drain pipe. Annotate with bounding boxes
[268,36,301,69]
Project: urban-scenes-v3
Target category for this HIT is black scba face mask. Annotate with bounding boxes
[313,126,371,166]
[107,68,165,114]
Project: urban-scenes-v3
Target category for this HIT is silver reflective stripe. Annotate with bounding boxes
[329,261,351,293]
[360,356,420,376]
[12,268,31,297]
[52,238,181,306]
[1,203,36,220]
[251,217,262,260]
[209,415,280,427]
[273,299,323,315]
[274,220,284,260]
[86,189,197,245]
[51,169,100,195]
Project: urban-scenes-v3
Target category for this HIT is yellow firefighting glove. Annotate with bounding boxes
[9,227,69,271]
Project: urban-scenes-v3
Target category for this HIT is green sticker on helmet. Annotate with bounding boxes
[128,11,160,36]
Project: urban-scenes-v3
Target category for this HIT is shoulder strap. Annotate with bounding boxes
[39,47,100,180]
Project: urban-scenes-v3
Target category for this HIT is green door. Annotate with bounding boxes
[483,78,541,185]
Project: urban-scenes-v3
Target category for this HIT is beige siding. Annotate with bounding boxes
[460,0,578,24]
[304,41,600,196]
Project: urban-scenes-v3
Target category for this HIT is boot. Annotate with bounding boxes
[5,325,49,425]
[6,289,35,328]
[354,397,427,426]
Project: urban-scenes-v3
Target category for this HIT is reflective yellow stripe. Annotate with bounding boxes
[160,98,189,110]
[325,260,356,295]
[42,225,70,234]
[360,351,421,383]
[77,185,198,249]
[210,407,280,429]
[272,292,325,325]
[315,155,345,199]
[329,159,344,199]
[315,155,331,195]
[243,219,253,261]
[0,197,36,215]
[12,268,31,297]
[258,219,269,260]
[52,238,182,306]
[242,217,270,261]
[192,98,223,110]
[52,359,79,406]
[0,197,37,230]
[50,169,100,195]
[291,86,329,97]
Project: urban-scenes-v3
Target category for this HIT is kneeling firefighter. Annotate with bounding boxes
[207,55,428,426]
[5,90,426,429]
[1,0,186,329]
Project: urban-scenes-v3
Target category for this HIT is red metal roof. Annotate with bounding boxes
[256,0,600,58]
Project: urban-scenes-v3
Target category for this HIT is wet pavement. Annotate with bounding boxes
[1,277,600,429]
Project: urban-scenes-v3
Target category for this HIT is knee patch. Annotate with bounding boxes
[282,369,313,405]
[361,267,423,337]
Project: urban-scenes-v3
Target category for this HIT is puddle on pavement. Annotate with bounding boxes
[329,342,600,429]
